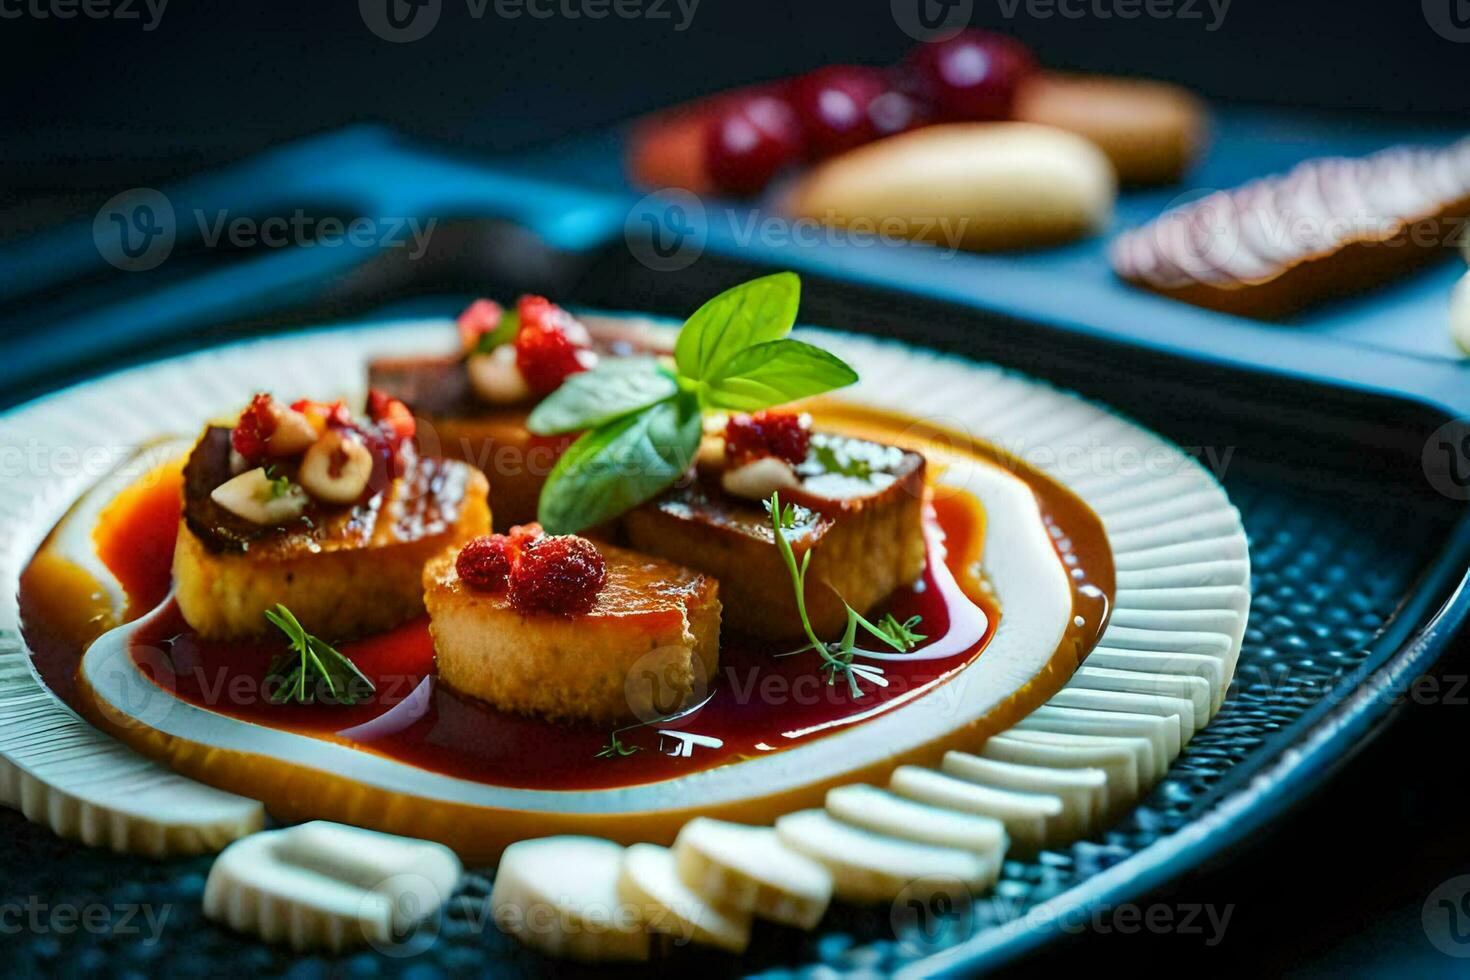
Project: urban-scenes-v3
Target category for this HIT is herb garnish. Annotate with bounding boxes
[264,604,375,705]
[594,727,643,760]
[472,309,520,355]
[263,465,295,501]
[768,491,925,698]
[593,708,694,760]
[529,273,858,533]
[811,442,873,481]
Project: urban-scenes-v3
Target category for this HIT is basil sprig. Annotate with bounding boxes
[531,272,858,533]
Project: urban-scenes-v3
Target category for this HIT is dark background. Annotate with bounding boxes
[2,0,1469,236]
[3,0,1470,976]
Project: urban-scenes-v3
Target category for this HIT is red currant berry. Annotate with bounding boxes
[905,30,1036,121]
[456,535,514,591]
[725,410,812,465]
[509,535,607,616]
[704,93,805,195]
[788,65,887,158]
[514,296,592,395]
[868,85,931,138]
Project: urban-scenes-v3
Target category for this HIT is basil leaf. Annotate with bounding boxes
[701,339,858,412]
[473,309,519,355]
[526,358,679,435]
[674,271,800,382]
[537,393,702,534]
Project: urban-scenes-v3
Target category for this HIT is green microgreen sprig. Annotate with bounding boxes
[528,273,858,533]
[264,604,376,706]
[768,491,925,698]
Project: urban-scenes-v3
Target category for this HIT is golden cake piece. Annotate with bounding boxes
[624,430,927,644]
[425,541,720,725]
[174,425,490,640]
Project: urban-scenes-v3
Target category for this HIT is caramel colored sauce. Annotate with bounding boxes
[19,406,1112,792]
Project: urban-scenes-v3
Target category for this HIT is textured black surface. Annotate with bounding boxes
[0,465,1456,979]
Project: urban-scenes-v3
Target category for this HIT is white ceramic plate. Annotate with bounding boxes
[0,316,1250,855]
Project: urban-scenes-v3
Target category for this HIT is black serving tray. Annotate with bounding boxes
[2,134,1469,979]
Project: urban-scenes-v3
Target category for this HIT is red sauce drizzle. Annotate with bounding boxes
[21,422,1114,794]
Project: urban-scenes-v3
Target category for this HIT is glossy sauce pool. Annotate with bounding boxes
[19,405,1113,792]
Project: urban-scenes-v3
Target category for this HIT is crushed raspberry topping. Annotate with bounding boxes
[514,295,593,395]
[231,393,279,462]
[509,534,607,616]
[725,410,812,466]
[367,389,416,443]
[456,535,515,591]
[454,525,605,615]
[457,299,504,353]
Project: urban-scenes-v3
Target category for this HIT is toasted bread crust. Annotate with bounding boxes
[174,451,490,639]
[625,457,927,643]
[425,544,720,725]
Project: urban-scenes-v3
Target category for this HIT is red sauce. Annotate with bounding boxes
[115,486,995,791]
[20,409,1113,793]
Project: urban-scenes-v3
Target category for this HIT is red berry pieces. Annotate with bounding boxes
[788,65,887,159]
[905,30,1035,122]
[509,534,607,616]
[725,410,812,466]
[367,389,416,443]
[456,535,515,592]
[457,299,504,353]
[508,522,544,551]
[704,93,806,195]
[514,295,593,395]
[231,393,278,462]
[291,398,353,430]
